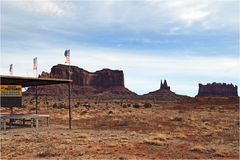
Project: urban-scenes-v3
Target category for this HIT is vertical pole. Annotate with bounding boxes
[68,65,71,129]
[68,82,71,129]
[35,86,38,114]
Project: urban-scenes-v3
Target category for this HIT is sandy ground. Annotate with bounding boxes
[0,97,239,159]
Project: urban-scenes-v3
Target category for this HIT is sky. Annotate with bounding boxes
[1,0,239,96]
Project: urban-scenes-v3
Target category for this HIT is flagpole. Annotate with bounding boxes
[69,63,71,129]
[64,49,71,129]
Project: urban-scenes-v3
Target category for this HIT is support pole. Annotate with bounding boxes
[35,86,38,114]
[68,82,71,129]
[68,67,72,129]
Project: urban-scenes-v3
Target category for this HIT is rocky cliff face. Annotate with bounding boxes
[196,83,238,97]
[143,80,190,100]
[24,64,136,98]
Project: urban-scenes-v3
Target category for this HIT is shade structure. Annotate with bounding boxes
[0,75,71,87]
[0,75,72,129]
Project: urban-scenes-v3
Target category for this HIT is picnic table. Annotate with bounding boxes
[0,114,49,130]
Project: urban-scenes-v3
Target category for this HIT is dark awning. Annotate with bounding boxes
[0,75,72,87]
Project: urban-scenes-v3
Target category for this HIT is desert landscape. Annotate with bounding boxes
[1,0,239,159]
[1,64,239,159]
[1,96,239,159]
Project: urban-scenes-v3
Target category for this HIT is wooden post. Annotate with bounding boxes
[31,119,34,128]
[35,119,39,128]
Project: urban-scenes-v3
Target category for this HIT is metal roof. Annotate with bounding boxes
[0,75,72,87]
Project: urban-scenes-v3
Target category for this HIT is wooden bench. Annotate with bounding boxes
[0,114,49,130]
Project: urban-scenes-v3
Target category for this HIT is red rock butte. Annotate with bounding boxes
[24,64,136,98]
[196,82,238,97]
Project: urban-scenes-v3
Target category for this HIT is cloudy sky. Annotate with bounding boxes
[1,0,239,96]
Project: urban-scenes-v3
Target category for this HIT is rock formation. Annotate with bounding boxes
[160,80,170,90]
[196,82,238,97]
[24,64,137,98]
[143,80,190,100]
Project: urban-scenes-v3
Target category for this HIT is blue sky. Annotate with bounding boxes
[1,0,239,96]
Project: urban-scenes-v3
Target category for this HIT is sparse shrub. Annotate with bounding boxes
[122,104,127,108]
[171,116,183,121]
[58,103,66,109]
[52,103,67,109]
[144,103,152,108]
[133,103,140,108]
[190,146,207,153]
[143,139,164,146]
[127,103,131,107]
[83,102,90,109]
[108,110,113,114]
[53,103,57,108]
[75,102,81,108]
[37,150,56,157]
[214,151,226,157]
[80,110,87,115]
[118,157,128,160]
[190,145,215,154]
[30,107,35,111]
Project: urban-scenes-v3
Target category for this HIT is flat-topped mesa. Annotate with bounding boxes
[24,64,136,98]
[48,64,125,88]
[160,80,170,90]
[196,82,238,97]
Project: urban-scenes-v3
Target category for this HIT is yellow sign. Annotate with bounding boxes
[0,85,22,97]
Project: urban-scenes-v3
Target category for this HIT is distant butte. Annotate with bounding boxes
[196,82,238,97]
[143,80,190,100]
[24,64,239,99]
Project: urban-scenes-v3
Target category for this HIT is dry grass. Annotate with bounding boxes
[143,139,165,146]
[190,145,216,154]
[77,133,89,138]
[144,133,170,146]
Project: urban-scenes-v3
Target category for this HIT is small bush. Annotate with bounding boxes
[190,145,215,154]
[52,103,67,109]
[133,103,140,108]
[122,104,127,108]
[127,103,131,107]
[171,116,183,121]
[58,103,67,109]
[144,103,152,108]
[83,102,90,109]
[37,149,58,157]
[53,103,57,108]
[75,102,81,108]
[80,110,87,115]
[144,139,164,146]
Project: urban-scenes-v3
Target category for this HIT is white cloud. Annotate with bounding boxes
[5,0,66,16]
[179,10,209,26]
[3,0,238,33]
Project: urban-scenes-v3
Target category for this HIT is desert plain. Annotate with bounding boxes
[0,96,239,159]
